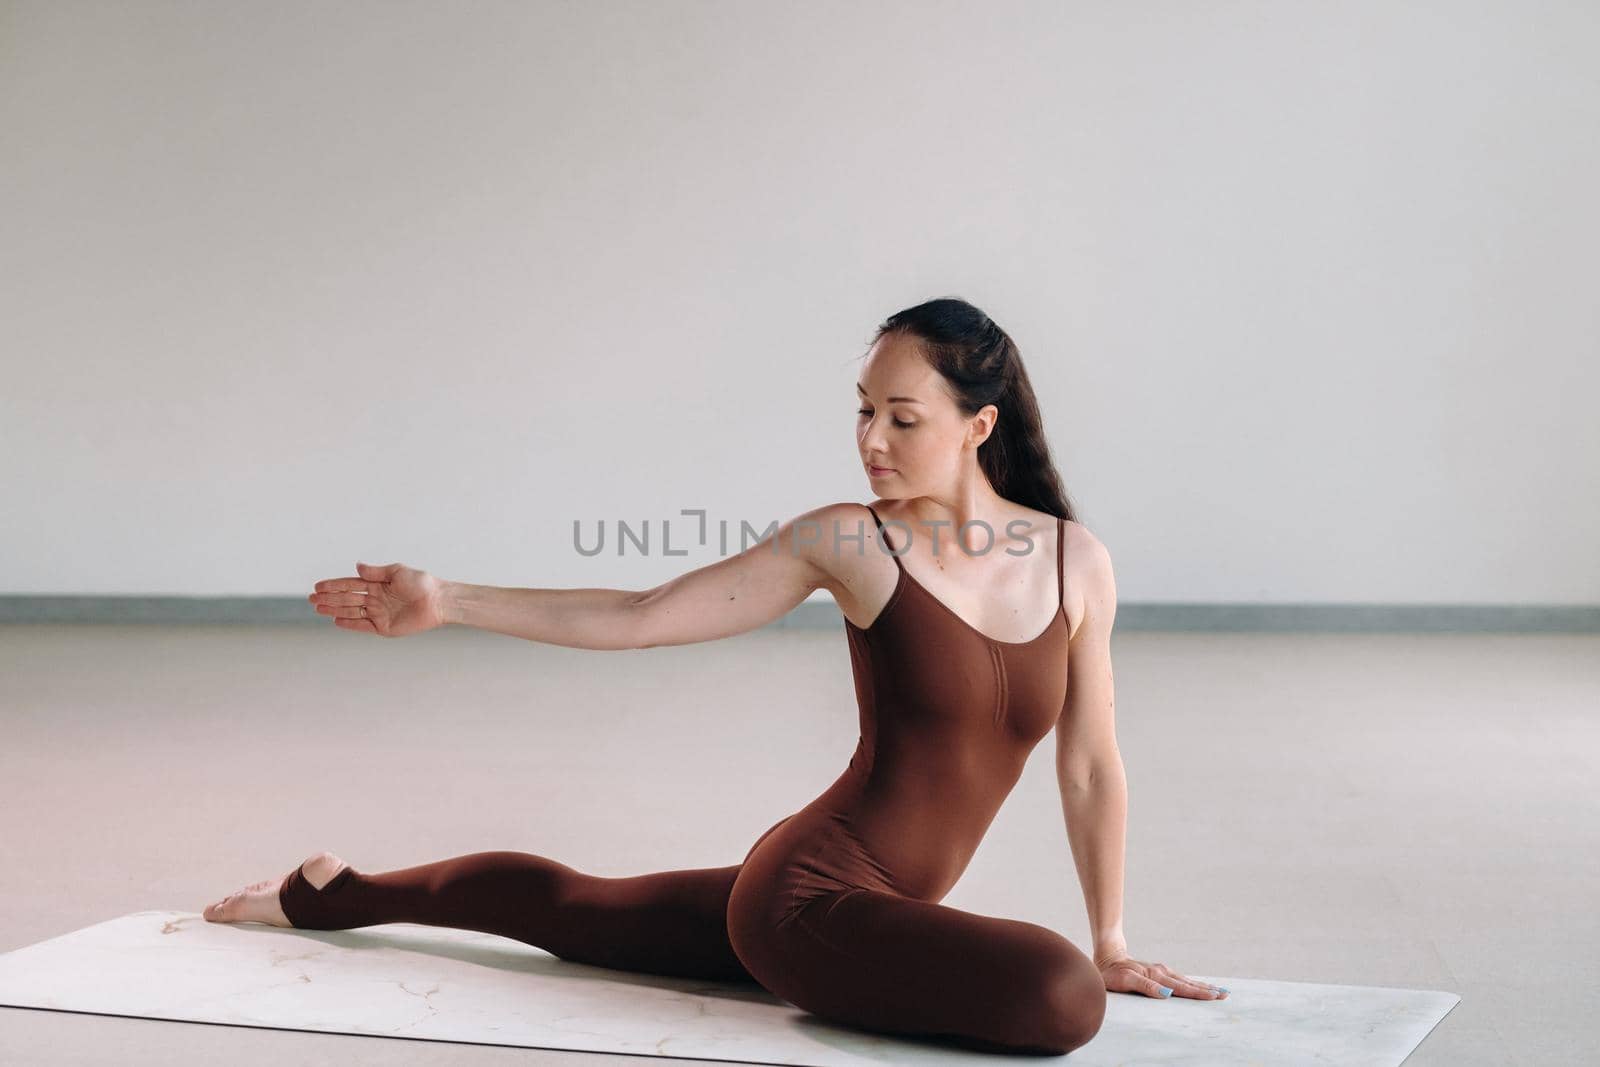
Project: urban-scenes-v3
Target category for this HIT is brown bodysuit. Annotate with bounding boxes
[277,503,1107,1055]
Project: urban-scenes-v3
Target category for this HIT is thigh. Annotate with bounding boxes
[753,888,1107,1055]
[550,863,755,984]
[548,814,797,984]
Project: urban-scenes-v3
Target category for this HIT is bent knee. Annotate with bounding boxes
[1012,949,1108,1054]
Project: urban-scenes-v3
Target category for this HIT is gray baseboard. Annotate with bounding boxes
[1,596,1597,632]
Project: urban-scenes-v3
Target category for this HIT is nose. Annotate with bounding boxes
[858,419,887,455]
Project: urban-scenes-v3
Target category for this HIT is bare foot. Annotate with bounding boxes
[203,851,348,927]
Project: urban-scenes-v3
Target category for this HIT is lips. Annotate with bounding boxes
[867,463,896,476]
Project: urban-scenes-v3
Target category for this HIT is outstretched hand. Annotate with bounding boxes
[1098,954,1229,1001]
[307,561,446,637]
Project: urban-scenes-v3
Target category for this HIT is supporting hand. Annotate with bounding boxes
[1097,954,1229,1000]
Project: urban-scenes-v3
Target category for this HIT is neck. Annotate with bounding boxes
[900,478,1010,555]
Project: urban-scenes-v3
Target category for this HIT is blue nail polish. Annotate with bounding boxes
[1218,987,1230,993]
[1159,985,1173,997]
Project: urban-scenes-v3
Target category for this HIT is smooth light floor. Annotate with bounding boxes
[0,622,1595,1066]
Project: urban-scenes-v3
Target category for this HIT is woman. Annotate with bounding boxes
[204,297,1227,1056]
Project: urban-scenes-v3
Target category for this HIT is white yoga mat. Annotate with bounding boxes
[0,911,1459,1064]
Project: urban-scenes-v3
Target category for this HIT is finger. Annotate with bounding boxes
[313,578,368,593]
[318,603,370,619]
[1139,977,1173,999]
[1171,980,1226,999]
[1152,966,1209,991]
[1152,966,1227,998]
[309,591,368,607]
[356,561,400,581]
[333,616,376,633]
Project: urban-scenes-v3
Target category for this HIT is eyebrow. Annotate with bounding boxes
[856,382,925,405]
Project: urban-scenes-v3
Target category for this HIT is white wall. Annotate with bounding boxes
[2,0,1595,603]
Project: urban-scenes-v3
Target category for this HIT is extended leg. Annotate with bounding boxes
[281,851,755,983]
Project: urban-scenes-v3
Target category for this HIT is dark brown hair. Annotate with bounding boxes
[866,297,1078,522]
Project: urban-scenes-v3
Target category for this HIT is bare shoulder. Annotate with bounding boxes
[798,499,889,587]
[1063,518,1109,564]
[1063,520,1116,642]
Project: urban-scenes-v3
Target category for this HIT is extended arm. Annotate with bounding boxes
[1054,530,1128,966]
[439,503,853,650]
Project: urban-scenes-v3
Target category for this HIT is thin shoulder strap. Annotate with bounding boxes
[862,503,905,571]
[1056,516,1066,612]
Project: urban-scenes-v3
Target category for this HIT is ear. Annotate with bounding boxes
[968,403,999,448]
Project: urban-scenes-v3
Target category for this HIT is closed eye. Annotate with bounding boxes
[857,408,915,429]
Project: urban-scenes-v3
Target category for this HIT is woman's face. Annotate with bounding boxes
[855,333,994,498]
